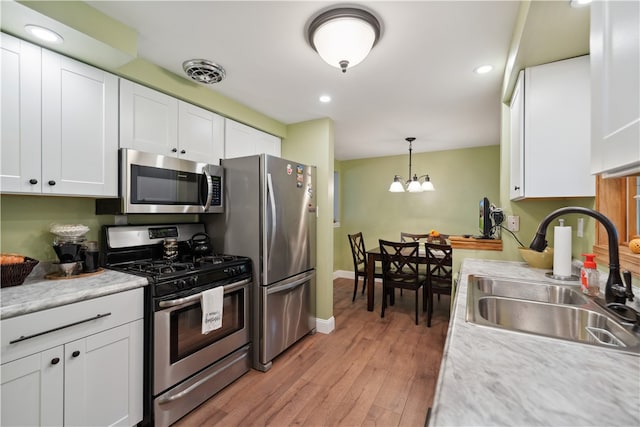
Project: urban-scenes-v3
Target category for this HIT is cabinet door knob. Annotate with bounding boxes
[180,149,186,154]
[71,350,80,358]
[171,148,178,153]
[514,186,520,191]
[48,180,56,186]
[51,357,60,365]
[29,179,38,185]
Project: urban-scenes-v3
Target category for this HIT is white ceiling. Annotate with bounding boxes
[79,1,564,161]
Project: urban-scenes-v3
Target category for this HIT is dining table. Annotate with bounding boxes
[365,242,446,312]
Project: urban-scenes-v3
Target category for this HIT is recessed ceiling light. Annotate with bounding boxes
[319,95,331,103]
[570,0,592,8]
[474,65,493,74]
[24,25,63,44]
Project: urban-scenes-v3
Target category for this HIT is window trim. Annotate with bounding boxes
[594,175,639,277]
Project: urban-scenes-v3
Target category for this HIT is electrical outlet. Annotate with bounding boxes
[577,217,584,237]
[507,215,520,232]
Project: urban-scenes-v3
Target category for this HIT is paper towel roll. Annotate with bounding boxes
[553,223,572,277]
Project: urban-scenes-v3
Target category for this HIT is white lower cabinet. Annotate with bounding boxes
[0,289,143,426]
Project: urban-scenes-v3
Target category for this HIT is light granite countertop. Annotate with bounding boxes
[0,264,147,320]
[430,258,640,426]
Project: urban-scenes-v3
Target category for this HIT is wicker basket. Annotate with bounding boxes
[1,255,39,288]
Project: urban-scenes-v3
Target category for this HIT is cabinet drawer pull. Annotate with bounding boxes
[9,312,112,344]
[171,148,178,153]
[51,357,60,365]
[29,179,38,185]
[71,350,80,358]
[180,149,186,154]
[48,180,56,186]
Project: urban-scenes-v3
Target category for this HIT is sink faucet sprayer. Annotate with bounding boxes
[529,207,634,306]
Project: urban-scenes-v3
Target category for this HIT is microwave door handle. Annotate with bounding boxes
[266,173,277,266]
[202,168,213,211]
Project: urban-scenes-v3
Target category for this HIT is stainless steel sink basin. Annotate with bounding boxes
[474,276,588,305]
[466,275,640,354]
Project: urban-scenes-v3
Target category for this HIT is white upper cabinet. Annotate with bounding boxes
[224,118,281,159]
[509,70,525,200]
[510,56,594,200]
[0,33,118,197]
[41,50,118,196]
[119,80,178,156]
[120,80,224,164]
[590,0,640,177]
[1,33,42,194]
[178,102,224,164]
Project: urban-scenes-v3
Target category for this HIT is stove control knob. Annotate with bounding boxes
[177,279,186,289]
[192,276,198,285]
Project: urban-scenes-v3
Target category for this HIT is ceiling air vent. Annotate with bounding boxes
[182,59,226,84]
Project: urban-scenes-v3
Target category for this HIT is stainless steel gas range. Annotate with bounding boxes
[102,223,252,427]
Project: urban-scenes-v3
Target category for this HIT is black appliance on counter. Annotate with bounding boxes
[102,223,252,427]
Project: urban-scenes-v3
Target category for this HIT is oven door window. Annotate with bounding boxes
[169,289,244,363]
[130,164,207,206]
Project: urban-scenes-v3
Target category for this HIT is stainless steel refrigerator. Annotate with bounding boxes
[205,154,316,371]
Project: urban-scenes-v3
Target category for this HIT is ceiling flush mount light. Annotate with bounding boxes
[319,94,331,103]
[307,7,381,73]
[24,24,63,44]
[389,137,435,193]
[183,59,226,84]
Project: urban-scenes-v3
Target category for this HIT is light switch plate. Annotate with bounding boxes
[507,215,520,232]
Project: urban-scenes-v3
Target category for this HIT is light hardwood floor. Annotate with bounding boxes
[174,277,450,426]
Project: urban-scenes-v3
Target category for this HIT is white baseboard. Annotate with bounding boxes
[315,316,335,334]
[333,270,353,279]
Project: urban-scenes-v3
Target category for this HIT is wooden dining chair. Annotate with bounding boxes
[400,232,430,243]
[348,232,383,302]
[424,242,454,327]
[379,239,427,325]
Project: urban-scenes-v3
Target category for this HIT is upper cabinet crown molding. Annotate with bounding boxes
[590,0,640,177]
[510,56,594,200]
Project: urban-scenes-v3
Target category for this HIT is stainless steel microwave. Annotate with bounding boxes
[96,149,224,214]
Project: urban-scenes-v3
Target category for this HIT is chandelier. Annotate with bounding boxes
[388,137,435,193]
[307,7,381,73]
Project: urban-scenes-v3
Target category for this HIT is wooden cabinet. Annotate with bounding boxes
[590,0,640,177]
[0,33,118,197]
[1,288,143,426]
[120,80,224,164]
[224,118,281,159]
[509,56,594,200]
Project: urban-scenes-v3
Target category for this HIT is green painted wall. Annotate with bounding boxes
[0,194,197,261]
[334,145,501,272]
[282,119,335,321]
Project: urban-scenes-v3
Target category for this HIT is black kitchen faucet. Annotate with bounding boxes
[529,207,634,306]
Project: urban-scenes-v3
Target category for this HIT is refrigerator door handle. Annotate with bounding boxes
[266,271,315,295]
[266,172,277,265]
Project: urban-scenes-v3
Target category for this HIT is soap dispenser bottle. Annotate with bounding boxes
[580,253,599,296]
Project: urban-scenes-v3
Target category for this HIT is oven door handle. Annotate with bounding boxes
[158,278,251,308]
